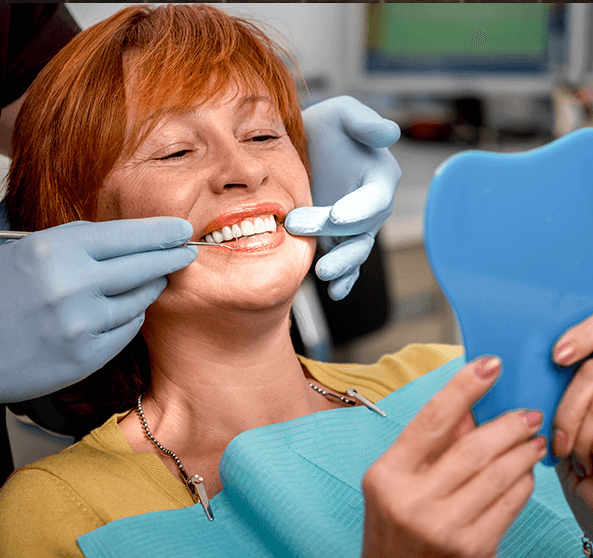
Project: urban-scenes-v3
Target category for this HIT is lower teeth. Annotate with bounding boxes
[211,232,271,245]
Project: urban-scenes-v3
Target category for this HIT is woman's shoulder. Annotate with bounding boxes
[7,411,133,483]
[0,412,130,510]
[0,467,100,557]
[383,343,465,370]
[0,409,191,555]
[299,343,465,403]
[0,437,106,558]
[1,408,178,501]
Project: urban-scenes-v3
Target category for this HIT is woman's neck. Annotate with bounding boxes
[127,304,331,458]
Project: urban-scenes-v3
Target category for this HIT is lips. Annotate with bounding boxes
[204,203,284,230]
[190,202,287,253]
[198,203,286,239]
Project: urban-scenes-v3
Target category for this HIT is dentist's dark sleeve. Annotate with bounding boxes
[0,3,79,486]
[1,4,79,107]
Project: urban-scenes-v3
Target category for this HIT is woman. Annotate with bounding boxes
[0,5,590,557]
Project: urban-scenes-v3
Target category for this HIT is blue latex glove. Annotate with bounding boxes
[0,214,197,403]
[284,96,401,301]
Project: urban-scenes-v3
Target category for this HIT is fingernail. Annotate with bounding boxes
[555,342,576,364]
[475,357,500,380]
[521,411,543,429]
[553,429,568,457]
[531,437,547,453]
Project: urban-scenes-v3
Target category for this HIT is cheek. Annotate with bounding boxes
[96,170,193,221]
[95,174,122,220]
[297,235,317,283]
[269,148,313,209]
[297,185,313,209]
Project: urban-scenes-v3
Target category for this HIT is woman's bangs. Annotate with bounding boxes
[123,19,287,158]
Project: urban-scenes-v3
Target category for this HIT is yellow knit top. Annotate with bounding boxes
[0,344,463,558]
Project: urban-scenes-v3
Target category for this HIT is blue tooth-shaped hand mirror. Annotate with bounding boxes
[424,127,593,466]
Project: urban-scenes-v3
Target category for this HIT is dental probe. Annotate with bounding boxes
[185,236,239,250]
[0,230,239,250]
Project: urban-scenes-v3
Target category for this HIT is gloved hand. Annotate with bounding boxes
[284,96,401,301]
[0,216,197,403]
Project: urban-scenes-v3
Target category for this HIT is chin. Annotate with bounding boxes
[221,246,313,312]
[227,270,303,312]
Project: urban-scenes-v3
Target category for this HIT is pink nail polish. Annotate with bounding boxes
[522,411,542,429]
[555,342,576,364]
[475,358,500,380]
[531,437,546,453]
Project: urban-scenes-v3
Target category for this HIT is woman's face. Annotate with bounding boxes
[96,84,315,315]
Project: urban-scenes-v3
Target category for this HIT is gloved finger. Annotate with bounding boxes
[286,205,387,239]
[285,206,380,238]
[98,277,168,333]
[327,267,361,302]
[338,97,401,148]
[90,313,147,371]
[329,165,399,226]
[99,244,197,296]
[315,233,375,282]
[284,206,337,236]
[65,217,194,260]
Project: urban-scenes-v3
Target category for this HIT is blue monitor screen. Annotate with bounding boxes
[366,4,564,75]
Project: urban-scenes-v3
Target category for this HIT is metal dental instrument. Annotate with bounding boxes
[345,389,387,417]
[185,237,239,250]
[0,230,240,250]
[0,231,30,241]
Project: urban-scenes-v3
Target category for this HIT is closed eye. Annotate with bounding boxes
[159,149,193,160]
[249,135,279,142]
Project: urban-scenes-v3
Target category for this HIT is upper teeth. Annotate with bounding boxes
[202,215,278,244]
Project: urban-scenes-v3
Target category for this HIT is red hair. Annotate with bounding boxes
[6,4,309,436]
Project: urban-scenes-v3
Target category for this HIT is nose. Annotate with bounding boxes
[208,138,269,194]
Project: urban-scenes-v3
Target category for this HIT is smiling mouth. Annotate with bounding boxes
[200,214,281,245]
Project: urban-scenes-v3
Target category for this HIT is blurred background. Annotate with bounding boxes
[4,3,593,365]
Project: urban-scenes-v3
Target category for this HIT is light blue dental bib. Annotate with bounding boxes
[78,357,582,557]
